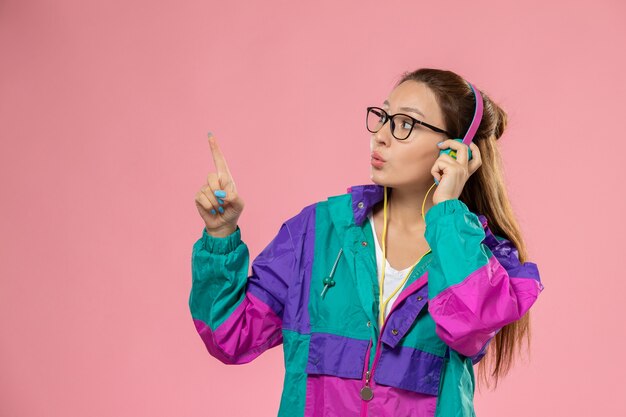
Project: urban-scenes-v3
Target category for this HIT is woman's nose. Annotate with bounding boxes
[375,123,393,144]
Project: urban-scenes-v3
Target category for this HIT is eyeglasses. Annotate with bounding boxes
[366,106,452,140]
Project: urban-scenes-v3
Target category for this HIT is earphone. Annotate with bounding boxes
[434,81,483,184]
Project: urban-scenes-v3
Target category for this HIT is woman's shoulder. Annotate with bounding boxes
[282,186,357,237]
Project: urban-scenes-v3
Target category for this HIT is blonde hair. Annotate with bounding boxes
[396,68,534,391]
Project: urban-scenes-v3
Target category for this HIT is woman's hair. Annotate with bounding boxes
[395,68,534,392]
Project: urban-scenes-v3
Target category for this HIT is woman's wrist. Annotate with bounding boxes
[205,224,237,238]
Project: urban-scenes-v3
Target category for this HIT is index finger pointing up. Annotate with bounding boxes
[207,132,233,183]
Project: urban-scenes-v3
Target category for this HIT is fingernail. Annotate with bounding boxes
[218,206,224,213]
[437,142,443,146]
[214,190,226,198]
[210,208,216,214]
[207,131,213,138]
[434,178,439,185]
[217,198,224,205]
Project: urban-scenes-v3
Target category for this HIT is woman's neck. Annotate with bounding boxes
[377,185,436,232]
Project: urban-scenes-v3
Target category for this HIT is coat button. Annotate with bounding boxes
[416,295,423,301]
[366,321,371,327]
[391,329,399,335]
[362,241,368,246]
[358,201,364,209]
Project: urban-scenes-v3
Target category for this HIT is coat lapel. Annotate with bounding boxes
[327,191,380,329]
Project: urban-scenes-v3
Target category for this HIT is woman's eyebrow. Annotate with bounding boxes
[383,100,425,117]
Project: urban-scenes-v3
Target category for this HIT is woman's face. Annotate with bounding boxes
[370,80,448,189]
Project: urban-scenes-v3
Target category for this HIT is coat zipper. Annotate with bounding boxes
[360,275,429,403]
[360,338,373,416]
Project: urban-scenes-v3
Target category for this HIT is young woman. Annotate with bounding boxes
[191,67,544,417]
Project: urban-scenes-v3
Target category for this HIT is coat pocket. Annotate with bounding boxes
[305,332,370,379]
[373,344,446,396]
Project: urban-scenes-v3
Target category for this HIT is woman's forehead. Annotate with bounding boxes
[386,81,443,124]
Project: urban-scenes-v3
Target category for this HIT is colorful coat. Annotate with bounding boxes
[189,183,544,417]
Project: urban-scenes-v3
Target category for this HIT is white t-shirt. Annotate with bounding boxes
[368,212,412,322]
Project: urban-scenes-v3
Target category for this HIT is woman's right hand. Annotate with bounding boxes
[195,133,245,237]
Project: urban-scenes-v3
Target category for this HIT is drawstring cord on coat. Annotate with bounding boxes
[320,248,343,299]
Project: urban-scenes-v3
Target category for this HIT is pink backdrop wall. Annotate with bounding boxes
[1,0,624,416]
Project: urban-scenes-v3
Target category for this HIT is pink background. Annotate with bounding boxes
[1,0,624,416]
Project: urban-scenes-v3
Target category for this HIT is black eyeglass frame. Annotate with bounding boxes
[366,106,453,140]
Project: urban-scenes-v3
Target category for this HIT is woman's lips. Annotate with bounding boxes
[371,152,386,162]
[371,157,385,168]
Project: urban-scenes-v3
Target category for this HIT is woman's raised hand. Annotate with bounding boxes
[195,133,245,237]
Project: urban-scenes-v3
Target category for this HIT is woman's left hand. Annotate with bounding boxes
[431,140,482,205]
